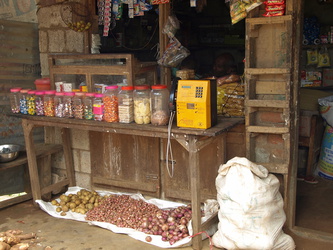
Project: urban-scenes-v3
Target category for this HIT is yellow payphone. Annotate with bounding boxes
[176,79,217,129]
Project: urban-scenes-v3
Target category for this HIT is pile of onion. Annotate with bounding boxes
[85,194,193,245]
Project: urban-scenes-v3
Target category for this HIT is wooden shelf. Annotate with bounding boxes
[246,15,292,25]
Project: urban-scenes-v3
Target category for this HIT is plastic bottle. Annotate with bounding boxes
[103,85,119,123]
[9,88,22,114]
[27,90,36,115]
[133,85,151,124]
[93,93,104,121]
[54,92,65,118]
[79,82,88,92]
[35,91,45,116]
[44,90,56,117]
[63,92,75,118]
[83,92,95,120]
[118,86,134,123]
[151,85,170,126]
[19,89,30,114]
[73,92,85,119]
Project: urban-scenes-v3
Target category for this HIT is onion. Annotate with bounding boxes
[180,217,188,225]
[161,223,169,231]
[162,236,168,242]
[145,236,152,242]
[167,216,175,223]
[161,231,168,238]
[169,239,176,245]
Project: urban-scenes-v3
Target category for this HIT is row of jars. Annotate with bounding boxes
[9,85,170,126]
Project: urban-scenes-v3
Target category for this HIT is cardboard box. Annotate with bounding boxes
[323,69,333,87]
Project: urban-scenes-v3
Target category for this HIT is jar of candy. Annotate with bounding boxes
[9,88,22,114]
[83,92,95,120]
[93,93,104,121]
[118,86,134,123]
[19,89,30,114]
[35,91,45,116]
[73,92,85,119]
[133,85,151,124]
[44,90,56,117]
[27,90,36,115]
[54,92,65,118]
[151,85,170,126]
[63,92,75,118]
[103,85,119,123]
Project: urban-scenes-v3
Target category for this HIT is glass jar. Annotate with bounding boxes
[118,86,134,123]
[93,93,104,121]
[73,92,85,119]
[54,92,65,118]
[9,88,22,113]
[103,85,119,123]
[151,85,170,126]
[44,90,56,117]
[63,92,75,118]
[83,92,94,120]
[27,90,36,115]
[35,91,45,116]
[133,85,151,124]
[19,89,30,114]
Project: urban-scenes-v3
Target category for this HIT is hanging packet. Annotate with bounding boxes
[307,49,318,66]
[318,47,331,68]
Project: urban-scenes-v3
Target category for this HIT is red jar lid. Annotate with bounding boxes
[64,92,75,96]
[85,92,95,97]
[134,85,150,90]
[35,91,45,95]
[28,90,36,94]
[10,88,22,93]
[55,92,64,96]
[20,89,31,93]
[105,85,118,90]
[151,85,167,89]
[45,90,56,95]
[121,86,134,90]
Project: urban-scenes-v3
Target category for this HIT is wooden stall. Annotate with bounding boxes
[19,114,243,250]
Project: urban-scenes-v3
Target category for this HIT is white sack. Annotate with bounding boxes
[212,157,295,249]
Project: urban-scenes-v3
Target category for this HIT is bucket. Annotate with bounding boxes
[34,78,51,90]
[318,125,333,180]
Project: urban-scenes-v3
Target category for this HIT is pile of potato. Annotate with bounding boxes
[51,189,104,216]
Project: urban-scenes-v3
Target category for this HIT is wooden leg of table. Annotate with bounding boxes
[61,128,76,186]
[188,135,202,250]
[22,119,41,202]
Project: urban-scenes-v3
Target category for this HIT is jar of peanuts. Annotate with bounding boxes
[133,85,151,124]
[103,85,119,123]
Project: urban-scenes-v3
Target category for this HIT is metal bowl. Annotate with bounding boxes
[0,144,22,163]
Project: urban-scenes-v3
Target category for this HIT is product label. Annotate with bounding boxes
[93,104,104,115]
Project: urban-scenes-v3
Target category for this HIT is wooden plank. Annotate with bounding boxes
[246,68,290,74]
[256,80,287,95]
[247,126,289,134]
[261,163,289,174]
[246,100,289,108]
[0,193,32,210]
[246,15,292,25]
[61,128,76,187]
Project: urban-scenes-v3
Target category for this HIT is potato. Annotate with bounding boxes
[56,207,62,212]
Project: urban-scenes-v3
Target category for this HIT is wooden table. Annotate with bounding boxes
[19,115,243,250]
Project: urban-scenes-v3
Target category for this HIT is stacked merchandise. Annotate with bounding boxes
[263,0,285,17]
[216,74,244,117]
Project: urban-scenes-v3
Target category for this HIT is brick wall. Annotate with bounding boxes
[37,1,90,189]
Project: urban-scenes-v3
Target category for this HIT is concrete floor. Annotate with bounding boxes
[1,177,333,250]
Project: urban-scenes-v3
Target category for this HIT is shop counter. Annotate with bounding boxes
[18,115,243,250]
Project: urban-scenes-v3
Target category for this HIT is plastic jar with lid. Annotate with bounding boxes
[133,85,151,124]
[103,85,119,123]
[83,92,95,120]
[19,89,30,114]
[35,91,45,116]
[27,90,36,115]
[54,92,65,118]
[93,93,104,121]
[63,92,75,118]
[44,90,56,117]
[73,92,85,119]
[118,86,134,123]
[151,85,170,126]
[9,88,22,113]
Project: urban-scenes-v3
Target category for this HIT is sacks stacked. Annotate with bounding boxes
[216,74,244,117]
